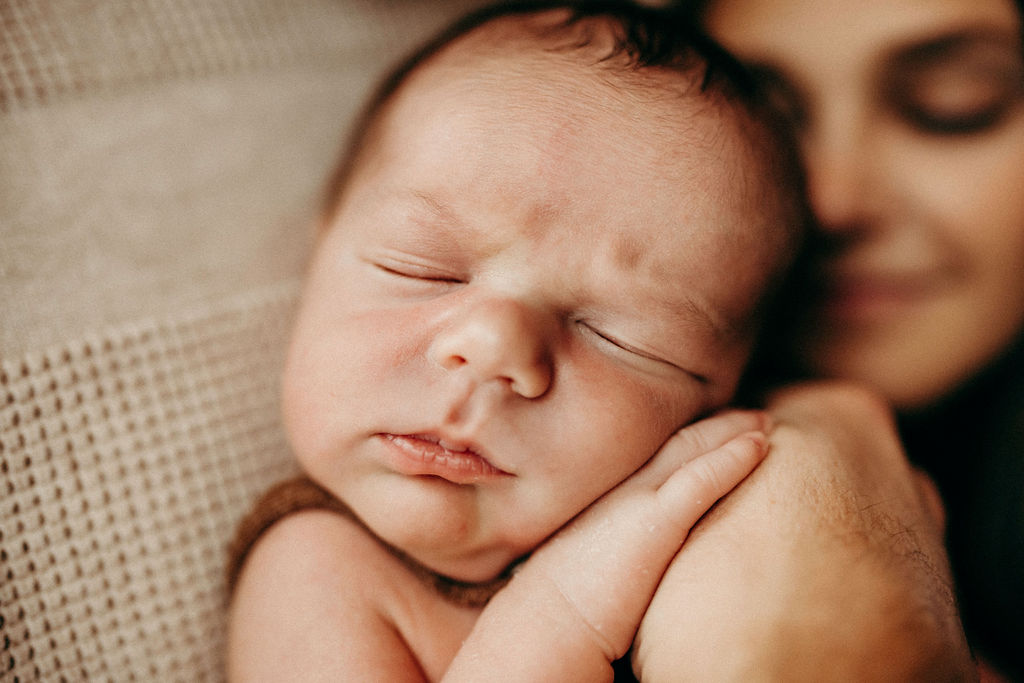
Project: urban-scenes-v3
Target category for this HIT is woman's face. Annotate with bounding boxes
[706,0,1024,409]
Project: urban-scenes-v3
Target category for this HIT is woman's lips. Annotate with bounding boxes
[378,433,511,484]
[814,271,944,323]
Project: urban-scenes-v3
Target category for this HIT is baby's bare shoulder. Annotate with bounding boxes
[260,509,390,573]
[227,510,426,681]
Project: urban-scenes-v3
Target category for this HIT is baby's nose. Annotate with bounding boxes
[429,298,554,399]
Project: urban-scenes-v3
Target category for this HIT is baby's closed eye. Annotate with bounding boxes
[575,319,708,384]
[373,258,464,283]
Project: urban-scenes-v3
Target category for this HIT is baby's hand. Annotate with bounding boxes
[524,410,769,660]
[444,410,769,681]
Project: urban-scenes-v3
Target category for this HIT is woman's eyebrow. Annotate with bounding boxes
[885,27,1023,72]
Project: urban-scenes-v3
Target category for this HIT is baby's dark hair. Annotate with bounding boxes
[320,0,806,225]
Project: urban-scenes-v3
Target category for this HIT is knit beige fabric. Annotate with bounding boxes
[1,285,300,681]
[0,0,479,358]
[0,0,482,680]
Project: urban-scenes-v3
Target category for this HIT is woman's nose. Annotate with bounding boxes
[429,298,554,399]
[802,116,882,236]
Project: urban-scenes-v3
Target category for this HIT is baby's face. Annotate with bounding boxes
[283,44,788,581]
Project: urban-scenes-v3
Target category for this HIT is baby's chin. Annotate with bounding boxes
[340,483,539,584]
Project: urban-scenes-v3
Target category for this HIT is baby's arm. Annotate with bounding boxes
[443,410,770,682]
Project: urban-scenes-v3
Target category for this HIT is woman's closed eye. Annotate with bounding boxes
[886,35,1024,136]
[890,71,1023,135]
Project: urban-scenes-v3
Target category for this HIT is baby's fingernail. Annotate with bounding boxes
[741,430,769,450]
[737,432,770,463]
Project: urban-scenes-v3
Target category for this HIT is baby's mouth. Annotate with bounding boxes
[379,433,511,484]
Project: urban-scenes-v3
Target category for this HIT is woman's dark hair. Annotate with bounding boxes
[320,0,796,220]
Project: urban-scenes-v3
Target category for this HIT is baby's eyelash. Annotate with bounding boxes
[580,322,640,355]
[577,321,708,383]
[579,321,669,366]
[374,262,463,283]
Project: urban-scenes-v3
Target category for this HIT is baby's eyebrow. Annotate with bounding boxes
[409,190,567,240]
[410,191,465,230]
[393,191,479,255]
[655,294,741,347]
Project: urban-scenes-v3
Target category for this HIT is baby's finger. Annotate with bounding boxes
[654,431,768,540]
[517,430,768,654]
[640,409,770,483]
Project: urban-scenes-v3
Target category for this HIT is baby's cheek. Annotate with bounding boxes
[280,351,324,464]
[281,328,350,450]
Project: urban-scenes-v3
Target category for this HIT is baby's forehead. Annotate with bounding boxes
[378,19,751,174]
[353,11,801,290]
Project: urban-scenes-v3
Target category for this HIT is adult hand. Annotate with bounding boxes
[632,381,975,682]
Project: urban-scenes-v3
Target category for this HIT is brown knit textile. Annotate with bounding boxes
[227,476,514,609]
